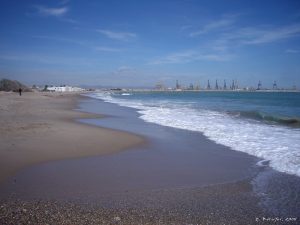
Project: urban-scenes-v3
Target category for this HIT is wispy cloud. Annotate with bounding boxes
[240,24,300,44]
[189,12,300,51]
[216,23,300,46]
[0,53,92,66]
[117,66,135,73]
[59,0,70,5]
[200,23,300,56]
[97,29,137,41]
[190,15,237,37]
[95,46,123,52]
[285,49,299,54]
[34,5,69,17]
[180,25,193,31]
[31,2,79,24]
[31,35,123,53]
[59,17,79,24]
[31,35,87,46]
[153,21,300,65]
[149,50,233,65]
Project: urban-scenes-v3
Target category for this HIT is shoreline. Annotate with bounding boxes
[1,92,299,224]
[108,89,300,93]
[1,95,260,198]
[0,91,145,183]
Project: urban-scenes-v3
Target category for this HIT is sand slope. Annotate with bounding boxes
[0,92,144,183]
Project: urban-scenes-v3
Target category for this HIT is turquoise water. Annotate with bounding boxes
[90,91,300,177]
[115,91,300,126]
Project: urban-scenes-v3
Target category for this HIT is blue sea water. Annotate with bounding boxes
[90,91,300,177]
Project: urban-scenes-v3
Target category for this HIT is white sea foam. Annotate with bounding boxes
[90,92,300,177]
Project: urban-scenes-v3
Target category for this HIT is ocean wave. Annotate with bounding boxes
[234,111,300,127]
[89,92,300,177]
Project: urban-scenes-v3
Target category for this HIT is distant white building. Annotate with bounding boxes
[47,86,84,92]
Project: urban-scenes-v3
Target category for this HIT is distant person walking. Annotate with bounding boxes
[18,88,22,96]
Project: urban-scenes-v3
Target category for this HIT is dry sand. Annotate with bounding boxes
[0,91,144,183]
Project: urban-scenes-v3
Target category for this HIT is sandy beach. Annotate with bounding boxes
[0,92,299,225]
[0,91,144,183]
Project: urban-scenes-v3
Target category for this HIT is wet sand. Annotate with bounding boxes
[0,180,267,225]
[0,92,144,183]
[0,97,259,199]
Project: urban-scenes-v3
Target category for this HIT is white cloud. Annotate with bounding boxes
[241,24,300,44]
[155,50,198,64]
[32,35,86,46]
[189,13,300,51]
[97,29,137,41]
[31,36,124,52]
[59,0,70,5]
[59,17,79,24]
[217,24,300,46]
[285,49,299,54]
[0,53,92,66]
[154,22,300,65]
[117,66,134,72]
[95,46,123,52]
[180,25,193,31]
[190,15,237,37]
[201,23,300,54]
[149,50,233,65]
[34,5,68,17]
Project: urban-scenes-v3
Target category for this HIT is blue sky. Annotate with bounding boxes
[0,0,300,88]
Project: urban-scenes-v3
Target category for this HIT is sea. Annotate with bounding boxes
[90,91,300,178]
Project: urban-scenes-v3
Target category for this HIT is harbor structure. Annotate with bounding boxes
[273,81,278,90]
[188,83,194,90]
[165,79,299,92]
[230,80,235,90]
[223,80,227,90]
[207,80,211,90]
[235,80,239,89]
[257,81,262,90]
[176,80,181,90]
[155,82,166,90]
[46,85,84,92]
[215,80,219,90]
